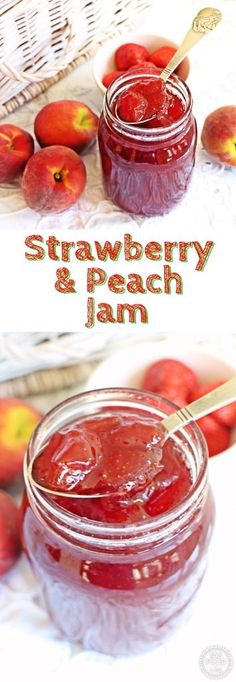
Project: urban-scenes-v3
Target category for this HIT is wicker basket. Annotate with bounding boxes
[0,333,234,406]
[0,0,153,119]
[0,331,162,398]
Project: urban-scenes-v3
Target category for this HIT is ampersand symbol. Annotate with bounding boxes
[55,267,77,293]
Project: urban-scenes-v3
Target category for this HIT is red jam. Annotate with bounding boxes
[32,413,190,523]
[22,390,214,656]
[116,78,184,125]
[98,72,197,216]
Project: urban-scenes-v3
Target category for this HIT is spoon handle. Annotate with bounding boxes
[161,7,222,82]
[163,376,236,436]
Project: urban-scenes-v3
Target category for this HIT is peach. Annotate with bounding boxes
[22,145,87,214]
[0,124,34,183]
[34,100,99,153]
[0,398,41,486]
[201,106,236,166]
[0,491,21,576]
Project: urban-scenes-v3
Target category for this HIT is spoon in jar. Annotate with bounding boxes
[115,7,222,126]
[28,376,236,499]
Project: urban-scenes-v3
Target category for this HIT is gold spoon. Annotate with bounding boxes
[28,376,236,499]
[160,6,222,82]
[163,375,236,436]
[115,7,222,125]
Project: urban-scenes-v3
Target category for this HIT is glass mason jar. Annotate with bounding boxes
[22,388,214,656]
[98,71,197,216]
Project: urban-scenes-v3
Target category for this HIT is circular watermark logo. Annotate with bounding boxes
[199,645,233,679]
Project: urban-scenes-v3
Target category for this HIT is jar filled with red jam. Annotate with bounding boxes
[22,388,214,656]
[98,71,197,216]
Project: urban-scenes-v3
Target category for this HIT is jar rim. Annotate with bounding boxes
[104,71,193,141]
[24,387,208,547]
